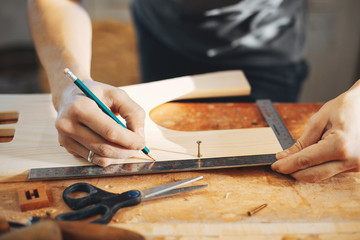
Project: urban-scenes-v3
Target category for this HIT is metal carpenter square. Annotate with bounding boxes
[256,99,295,150]
[28,154,276,180]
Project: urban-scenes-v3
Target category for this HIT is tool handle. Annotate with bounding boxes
[55,203,113,223]
[57,188,142,224]
[62,183,117,210]
[54,220,145,239]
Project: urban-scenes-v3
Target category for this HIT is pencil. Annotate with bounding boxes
[63,68,155,161]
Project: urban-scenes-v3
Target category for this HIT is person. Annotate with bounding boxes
[131,0,308,102]
[27,0,360,183]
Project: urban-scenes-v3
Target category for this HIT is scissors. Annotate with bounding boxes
[55,176,207,224]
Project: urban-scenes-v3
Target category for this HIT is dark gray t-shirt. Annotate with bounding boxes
[132,0,307,67]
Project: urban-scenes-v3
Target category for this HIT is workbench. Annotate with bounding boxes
[1,101,359,239]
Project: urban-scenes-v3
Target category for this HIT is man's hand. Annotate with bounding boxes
[56,80,146,167]
[28,0,147,167]
[272,80,360,182]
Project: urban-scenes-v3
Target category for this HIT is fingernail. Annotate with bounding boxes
[271,162,277,170]
[271,162,279,172]
[276,149,290,159]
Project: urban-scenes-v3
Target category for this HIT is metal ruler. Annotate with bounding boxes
[28,99,294,180]
[256,99,295,150]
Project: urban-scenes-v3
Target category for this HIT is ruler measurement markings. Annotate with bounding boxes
[256,100,295,150]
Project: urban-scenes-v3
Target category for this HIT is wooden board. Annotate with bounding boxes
[0,103,359,239]
[0,71,282,182]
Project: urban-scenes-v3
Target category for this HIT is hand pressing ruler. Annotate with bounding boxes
[28,99,295,180]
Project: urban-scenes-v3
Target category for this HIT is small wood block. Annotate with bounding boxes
[17,184,49,211]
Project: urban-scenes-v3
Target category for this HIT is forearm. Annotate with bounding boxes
[347,78,360,92]
[27,0,92,110]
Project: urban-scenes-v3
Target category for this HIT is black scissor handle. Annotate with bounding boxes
[56,189,142,224]
[62,182,117,210]
[55,204,111,223]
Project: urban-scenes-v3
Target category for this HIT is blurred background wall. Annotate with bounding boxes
[0,0,359,103]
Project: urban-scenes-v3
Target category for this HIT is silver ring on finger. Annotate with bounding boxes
[87,150,95,163]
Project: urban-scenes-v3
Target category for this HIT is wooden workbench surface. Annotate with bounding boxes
[1,102,360,240]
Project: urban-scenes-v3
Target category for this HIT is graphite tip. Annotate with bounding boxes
[147,154,156,162]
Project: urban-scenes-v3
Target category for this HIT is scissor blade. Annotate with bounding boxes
[142,185,208,200]
[141,176,203,200]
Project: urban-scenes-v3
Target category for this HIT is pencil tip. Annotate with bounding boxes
[147,154,156,162]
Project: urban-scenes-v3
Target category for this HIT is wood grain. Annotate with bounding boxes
[0,70,282,182]
[0,102,359,239]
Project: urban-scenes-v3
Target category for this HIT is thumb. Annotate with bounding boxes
[276,113,327,159]
[108,88,146,137]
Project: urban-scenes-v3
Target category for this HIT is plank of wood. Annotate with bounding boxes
[0,71,282,182]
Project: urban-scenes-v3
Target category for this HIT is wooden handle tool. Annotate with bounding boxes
[0,218,144,240]
[54,220,145,240]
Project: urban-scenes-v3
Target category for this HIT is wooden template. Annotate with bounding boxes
[0,71,282,182]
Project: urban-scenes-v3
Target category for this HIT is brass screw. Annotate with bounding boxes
[247,203,268,216]
[196,141,202,158]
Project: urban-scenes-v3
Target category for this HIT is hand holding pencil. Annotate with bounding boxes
[54,68,153,167]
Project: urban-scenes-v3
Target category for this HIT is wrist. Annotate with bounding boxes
[347,78,360,92]
[50,69,92,111]
[50,75,72,111]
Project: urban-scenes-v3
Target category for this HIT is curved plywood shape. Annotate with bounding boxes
[0,71,282,182]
